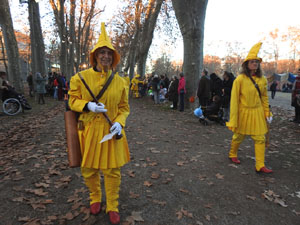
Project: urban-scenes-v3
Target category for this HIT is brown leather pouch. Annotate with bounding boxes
[64,111,82,167]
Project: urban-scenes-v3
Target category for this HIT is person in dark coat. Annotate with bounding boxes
[27,73,34,97]
[222,71,235,121]
[270,80,277,99]
[197,69,211,110]
[35,72,47,104]
[210,73,223,99]
[151,75,160,104]
[167,75,179,109]
[291,68,300,123]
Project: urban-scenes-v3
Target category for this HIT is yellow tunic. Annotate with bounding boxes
[68,68,130,169]
[226,73,271,135]
[130,77,142,91]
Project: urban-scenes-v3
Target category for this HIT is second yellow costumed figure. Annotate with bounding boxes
[68,22,130,224]
[226,42,273,174]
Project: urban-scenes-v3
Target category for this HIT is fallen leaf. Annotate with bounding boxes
[143,181,153,187]
[129,191,140,199]
[204,203,213,209]
[151,172,160,179]
[216,173,224,179]
[176,210,183,220]
[18,216,31,222]
[179,188,189,194]
[127,170,135,178]
[177,161,185,166]
[274,198,288,207]
[246,195,256,201]
[152,199,166,206]
[131,211,144,222]
[205,215,211,221]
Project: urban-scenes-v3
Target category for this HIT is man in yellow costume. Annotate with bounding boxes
[226,42,273,174]
[130,74,142,98]
[68,22,130,224]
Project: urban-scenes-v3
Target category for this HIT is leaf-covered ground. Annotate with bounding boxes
[0,92,299,225]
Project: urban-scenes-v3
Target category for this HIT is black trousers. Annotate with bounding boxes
[271,90,276,99]
[179,93,184,111]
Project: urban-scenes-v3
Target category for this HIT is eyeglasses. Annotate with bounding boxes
[249,60,260,64]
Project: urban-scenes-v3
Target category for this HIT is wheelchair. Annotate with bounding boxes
[1,87,31,116]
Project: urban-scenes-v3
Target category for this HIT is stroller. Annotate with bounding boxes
[194,95,225,126]
[1,86,31,116]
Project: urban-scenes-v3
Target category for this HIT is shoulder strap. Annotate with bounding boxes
[248,75,262,99]
[78,71,115,101]
[96,71,115,100]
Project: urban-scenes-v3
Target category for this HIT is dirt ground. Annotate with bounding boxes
[0,92,299,225]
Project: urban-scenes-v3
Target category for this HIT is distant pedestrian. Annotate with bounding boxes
[27,73,34,97]
[210,73,223,99]
[168,75,179,109]
[178,73,186,112]
[222,71,235,121]
[270,80,277,99]
[197,69,211,110]
[35,72,47,104]
[151,74,160,104]
[291,68,300,123]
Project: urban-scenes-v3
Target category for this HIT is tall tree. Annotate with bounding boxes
[28,0,46,78]
[68,0,76,76]
[50,0,68,77]
[172,0,208,108]
[0,0,23,92]
[136,0,164,77]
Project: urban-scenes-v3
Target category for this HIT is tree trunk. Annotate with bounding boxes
[172,0,208,109]
[0,0,23,92]
[28,0,46,78]
[68,0,76,78]
[50,0,68,77]
[137,0,163,77]
[0,33,8,75]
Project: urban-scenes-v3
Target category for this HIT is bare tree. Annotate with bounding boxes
[50,0,68,77]
[136,0,164,77]
[171,0,208,108]
[28,0,46,78]
[0,0,23,92]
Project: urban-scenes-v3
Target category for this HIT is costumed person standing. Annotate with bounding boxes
[130,74,141,98]
[291,68,300,123]
[226,42,273,174]
[68,22,130,224]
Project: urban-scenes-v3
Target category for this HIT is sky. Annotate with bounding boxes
[10,0,300,62]
[97,0,300,61]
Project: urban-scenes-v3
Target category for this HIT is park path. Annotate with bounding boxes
[0,95,299,225]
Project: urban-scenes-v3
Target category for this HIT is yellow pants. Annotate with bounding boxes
[229,133,266,171]
[81,167,121,213]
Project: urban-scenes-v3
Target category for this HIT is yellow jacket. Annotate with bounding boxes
[226,74,271,135]
[130,76,143,91]
[68,68,130,169]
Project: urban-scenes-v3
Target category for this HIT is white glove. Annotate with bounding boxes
[266,116,273,124]
[87,102,107,113]
[110,122,122,135]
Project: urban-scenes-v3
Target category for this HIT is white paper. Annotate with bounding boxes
[99,130,118,143]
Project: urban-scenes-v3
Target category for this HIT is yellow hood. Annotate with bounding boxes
[244,42,262,63]
[90,22,120,69]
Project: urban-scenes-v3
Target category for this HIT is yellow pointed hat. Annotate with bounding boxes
[90,22,120,68]
[244,42,263,63]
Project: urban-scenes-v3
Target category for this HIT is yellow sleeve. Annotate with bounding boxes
[226,76,240,129]
[114,80,130,127]
[68,74,89,112]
